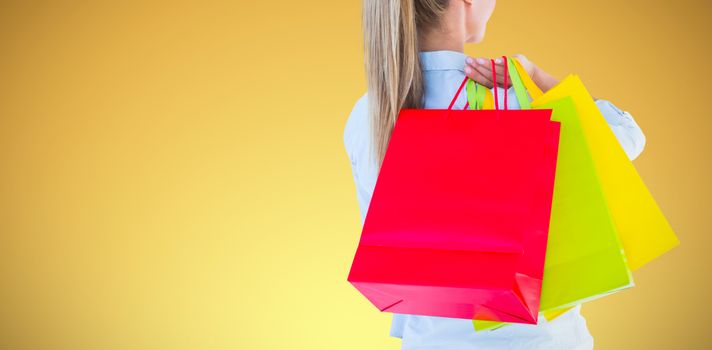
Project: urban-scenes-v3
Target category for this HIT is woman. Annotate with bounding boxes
[343,1,646,349]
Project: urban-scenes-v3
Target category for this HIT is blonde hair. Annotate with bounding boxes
[362,0,450,170]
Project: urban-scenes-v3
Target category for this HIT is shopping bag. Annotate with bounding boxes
[348,58,560,323]
[512,57,678,271]
[531,75,679,272]
[473,57,633,331]
[473,96,633,331]
[474,56,679,331]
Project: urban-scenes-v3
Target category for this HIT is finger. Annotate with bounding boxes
[464,65,493,89]
[466,57,493,80]
[490,66,512,88]
[472,62,497,87]
[465,57,492,79]
[493,58,514,88]
[473,58,508,88]
[465,57,493,87]
[467,57,512,88]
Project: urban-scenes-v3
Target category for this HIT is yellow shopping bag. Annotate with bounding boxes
[528,69,679,272]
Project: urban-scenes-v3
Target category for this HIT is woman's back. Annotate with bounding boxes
[344,49,646,350]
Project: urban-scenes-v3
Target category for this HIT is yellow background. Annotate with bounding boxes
[1,0,710,349]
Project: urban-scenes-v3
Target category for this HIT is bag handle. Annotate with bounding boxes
[452,59,504,111]
[452,55,536,111]
[466,79,488,110]
[508,57,532,109]
[507,56,544,108]
[490,57,509,111]
[448,76,471,110]
[449,58,504,110]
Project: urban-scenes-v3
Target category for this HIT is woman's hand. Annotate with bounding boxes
[463,54,558,92]
[464,56,507,89]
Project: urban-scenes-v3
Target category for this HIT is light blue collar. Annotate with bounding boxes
[418,50,467,72]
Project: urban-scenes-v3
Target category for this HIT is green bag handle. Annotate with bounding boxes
[466,79,487,110]
[509,56,545,107]
[507,57,532,110]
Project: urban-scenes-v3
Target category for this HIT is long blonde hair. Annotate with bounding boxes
[362,0,449,170]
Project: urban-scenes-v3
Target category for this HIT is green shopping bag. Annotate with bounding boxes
[471,57,634,331]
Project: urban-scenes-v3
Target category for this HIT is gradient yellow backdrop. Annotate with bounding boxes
[1,1,710,349]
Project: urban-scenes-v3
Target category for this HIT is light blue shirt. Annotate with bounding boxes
[343,50,646,349]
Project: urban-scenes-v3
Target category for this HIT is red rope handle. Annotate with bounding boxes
[502,55,508,111]
[448,76,470,110]
[490,59,499,110]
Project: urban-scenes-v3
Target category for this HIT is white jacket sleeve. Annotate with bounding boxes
[343,93,409,339]
[595,99,646,161]
[503,87,646,161]
[343,93,373,226]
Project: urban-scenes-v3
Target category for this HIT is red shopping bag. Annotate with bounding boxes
[348,58,561,323]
